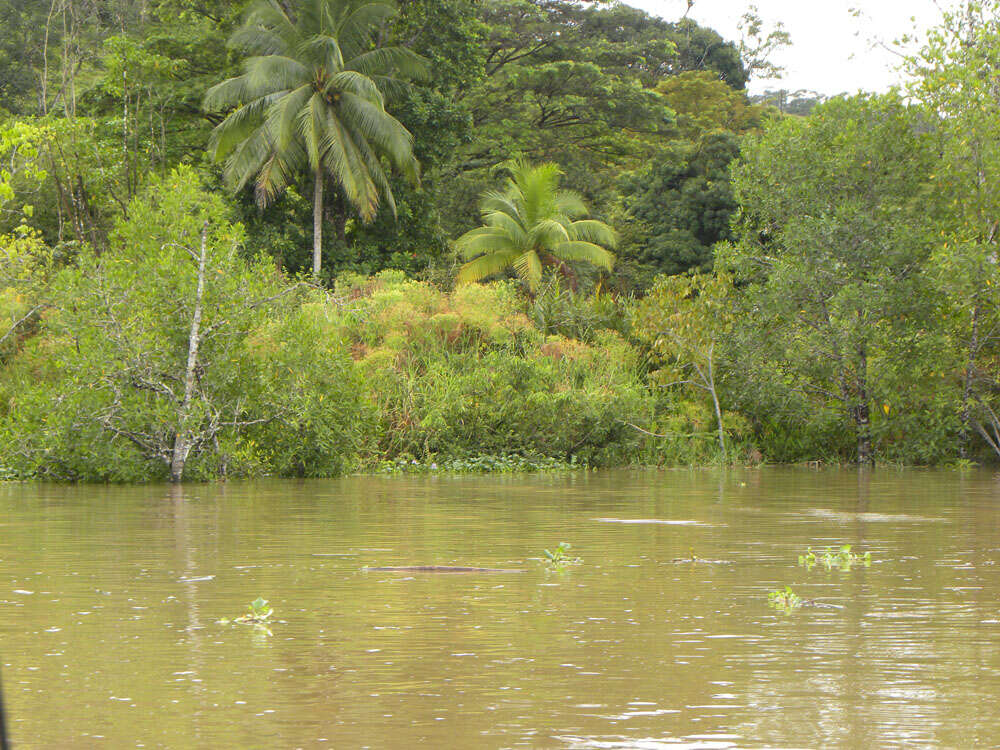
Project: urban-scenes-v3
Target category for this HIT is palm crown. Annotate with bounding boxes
[203,0,428,274]
[455,161,617,292]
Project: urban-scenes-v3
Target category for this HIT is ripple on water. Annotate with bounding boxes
[555,736,739,749]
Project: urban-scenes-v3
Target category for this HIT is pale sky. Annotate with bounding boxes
[629,0,955,95]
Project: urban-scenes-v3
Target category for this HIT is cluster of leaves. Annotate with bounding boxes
[767,586,803,613]
[799,546,872,572]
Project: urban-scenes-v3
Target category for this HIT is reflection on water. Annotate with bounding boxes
[1,468,999,748]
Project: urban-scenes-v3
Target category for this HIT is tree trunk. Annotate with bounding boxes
[312,170,324,278]
[853,344,873,466]
[335,196,347,245]
[170,222,209,483]
[958,299,981,459]
[706,345,727,463]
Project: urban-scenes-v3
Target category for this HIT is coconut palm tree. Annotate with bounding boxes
[455,161,617,292]
[203,0,428,277]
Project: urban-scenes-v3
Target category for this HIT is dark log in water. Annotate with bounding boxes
[362,565,525,573]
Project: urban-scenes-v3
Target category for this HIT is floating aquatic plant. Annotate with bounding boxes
[768,586,803,613]
[218,597,274,631]
[543,542,582,571]
[799,545,871,571]
[236,597,273,623]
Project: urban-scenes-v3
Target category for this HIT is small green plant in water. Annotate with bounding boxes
[218,597,274,627]
[768,586,803,613]
[543,542,582,570]
[799,545,871,571]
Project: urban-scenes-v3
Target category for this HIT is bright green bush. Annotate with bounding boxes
[336,273,653,467]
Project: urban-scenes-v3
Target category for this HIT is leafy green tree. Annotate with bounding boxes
[204,0,429,277]
[0,167,367,481]
[455,161,616,292]
[720,94,940,465]
[635,272,735,460]
[618,131,739,277]
[752,89,826,116]
[907,1,1000,459]
[442,1,747,226]
[615,73,767,279]
[669,17,747,89]
[657,71,768,139]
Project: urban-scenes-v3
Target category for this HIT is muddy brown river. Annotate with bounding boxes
[1,468,998,748]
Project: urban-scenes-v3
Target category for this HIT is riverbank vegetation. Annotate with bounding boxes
[3,0,1000,480]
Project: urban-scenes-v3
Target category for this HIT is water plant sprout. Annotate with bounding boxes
[218,597,273,627]
[543,542,582,571]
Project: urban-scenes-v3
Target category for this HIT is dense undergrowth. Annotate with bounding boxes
[0,180,742,481]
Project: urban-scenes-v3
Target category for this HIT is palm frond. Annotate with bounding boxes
[254,147,299,207]
[511,250,543,290]
[222,125,273,190]
[300,34,345,72]
[233,1,299,54]
[530,218,571,249]
[337,92,417,181]
[347,46,430,81]
[323,108,379,219]
[554,189,587,218]
[569,219,618,248]
[552,241,616,271]
[329,71,384,106]
[481,210,528,244]
[345,116,397,219]
[266,84,314,151]
[203,76,280,113]
[242,55,310,93]
[480,190,521,221]
[208,93,282,159]
[456,249,520,286]
[337,2,399,61]
[454,226,516,259]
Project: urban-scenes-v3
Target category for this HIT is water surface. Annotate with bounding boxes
[1,469,999,748]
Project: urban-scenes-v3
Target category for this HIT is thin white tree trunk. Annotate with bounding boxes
[313,171,323,278]
[170,221,208,483]
[706,346,727,463]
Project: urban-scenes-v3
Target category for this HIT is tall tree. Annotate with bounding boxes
[455,160,616,292]
[907,1,1000,458]
[616,72,769,279]
[721,94,938,465]
[204,0,428,277]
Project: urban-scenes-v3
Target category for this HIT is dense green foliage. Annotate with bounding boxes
[8,0,1000,479]
[1,170,368,481]
[336,272,652,467]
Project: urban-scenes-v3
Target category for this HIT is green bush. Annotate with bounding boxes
[0,167,367,481]
[336,273,653,467]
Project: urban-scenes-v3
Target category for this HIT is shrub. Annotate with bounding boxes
[0,168,366,481]
[338,274,653,467]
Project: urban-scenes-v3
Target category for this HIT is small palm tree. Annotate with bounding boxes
[455,161,617,292]
[204,0,428,276]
